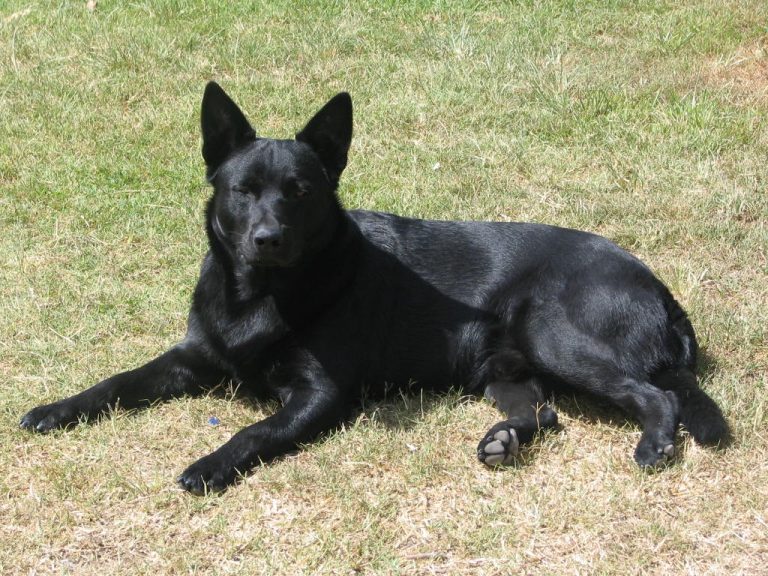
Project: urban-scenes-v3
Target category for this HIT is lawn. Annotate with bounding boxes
[1,1,767,574]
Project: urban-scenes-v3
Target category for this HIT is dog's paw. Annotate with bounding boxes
[20,401,81,433]
[477,421,519,467]
[177,453,240,495]
[634,433,676,468]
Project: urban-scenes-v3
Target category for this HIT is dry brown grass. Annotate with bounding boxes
[5,395,768,575]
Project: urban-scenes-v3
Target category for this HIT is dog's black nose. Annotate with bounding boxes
[253,227,282,248]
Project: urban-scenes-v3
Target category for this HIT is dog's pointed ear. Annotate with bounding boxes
[201,82,256,176]
[296,92,353,187]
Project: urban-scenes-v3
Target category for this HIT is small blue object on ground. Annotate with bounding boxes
[208,416,220,426]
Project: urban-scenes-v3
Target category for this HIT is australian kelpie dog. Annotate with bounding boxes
[21,83,728,494]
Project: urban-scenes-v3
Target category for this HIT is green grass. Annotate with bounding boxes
[2,0,767,574]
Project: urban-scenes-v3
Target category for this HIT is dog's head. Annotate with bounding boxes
[200,82,352,267]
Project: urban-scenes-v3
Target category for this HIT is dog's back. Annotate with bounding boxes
[280,211,672,403]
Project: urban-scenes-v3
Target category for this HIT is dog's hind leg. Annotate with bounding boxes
[570,371,679,466]
[525,319,680,467]
[477,351,558,467]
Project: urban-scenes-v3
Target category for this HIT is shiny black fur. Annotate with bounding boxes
[21,83,728,494]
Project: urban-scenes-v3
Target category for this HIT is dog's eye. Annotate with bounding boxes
[285,180,309,199]
[231,185,248,194]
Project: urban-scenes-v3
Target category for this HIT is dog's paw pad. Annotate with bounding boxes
[483,440,506,455]
[477,422,519,467]
[493,429,511,443]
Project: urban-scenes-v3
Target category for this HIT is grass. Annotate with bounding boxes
[1,0,767,574]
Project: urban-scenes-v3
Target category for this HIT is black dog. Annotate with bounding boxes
[21,83,728,494]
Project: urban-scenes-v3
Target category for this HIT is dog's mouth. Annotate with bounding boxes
[235,243,300,268]
[238,252,299,268]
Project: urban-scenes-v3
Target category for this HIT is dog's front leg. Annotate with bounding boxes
[20,341,224,432]
[177,383,346,494]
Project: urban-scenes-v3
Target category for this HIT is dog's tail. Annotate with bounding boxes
[653,298,729,445]
[654,368,729,445]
